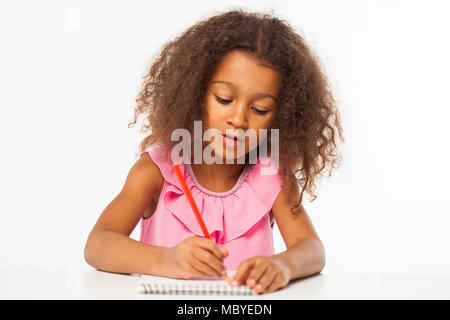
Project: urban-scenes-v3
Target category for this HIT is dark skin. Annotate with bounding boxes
[84,50,325,294]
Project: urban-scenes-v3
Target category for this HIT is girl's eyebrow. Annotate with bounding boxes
[211,80,278,102]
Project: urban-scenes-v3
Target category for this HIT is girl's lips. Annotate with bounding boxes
[222,134,242,145]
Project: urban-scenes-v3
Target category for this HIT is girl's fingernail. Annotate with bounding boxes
[255,284,263,292]
[247,279,255,287]
[232,280,239,286]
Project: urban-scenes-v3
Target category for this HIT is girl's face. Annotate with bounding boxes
[203,50,281,161]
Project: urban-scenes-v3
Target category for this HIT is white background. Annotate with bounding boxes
[1,0,449,276]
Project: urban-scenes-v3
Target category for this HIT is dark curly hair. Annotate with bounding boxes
[128,8,344,215]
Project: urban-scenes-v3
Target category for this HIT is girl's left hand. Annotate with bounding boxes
[227,256,291,294]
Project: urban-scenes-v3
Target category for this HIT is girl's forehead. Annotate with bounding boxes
[210,51,281,97]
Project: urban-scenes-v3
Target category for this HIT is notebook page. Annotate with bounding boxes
[139,271,256,295]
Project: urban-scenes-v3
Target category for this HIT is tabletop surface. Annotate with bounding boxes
[1,266,449,299]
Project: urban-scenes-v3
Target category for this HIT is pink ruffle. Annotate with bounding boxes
[141,145,282,244]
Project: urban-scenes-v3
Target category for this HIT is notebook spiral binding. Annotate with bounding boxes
[140,283,255,295]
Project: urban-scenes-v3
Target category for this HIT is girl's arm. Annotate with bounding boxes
[84,153,167,275]
[84,153,228,278]
[230,176,326,293]
[270,176,326,280]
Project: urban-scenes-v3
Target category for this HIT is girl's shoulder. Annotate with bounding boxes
[134,149,165,194]
[139,144,180,189]
[244,155,283,207]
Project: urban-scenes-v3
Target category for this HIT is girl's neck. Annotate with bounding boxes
[189,162,246,193]
[187,143,248,193]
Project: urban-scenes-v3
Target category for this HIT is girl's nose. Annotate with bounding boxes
[227,103,248,129]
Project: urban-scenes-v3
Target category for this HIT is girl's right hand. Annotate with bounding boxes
[162,236,229,279]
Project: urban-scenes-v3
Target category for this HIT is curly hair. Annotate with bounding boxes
[128,8,344,216]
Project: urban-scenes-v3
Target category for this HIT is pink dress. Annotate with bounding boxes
[139,144,282,270]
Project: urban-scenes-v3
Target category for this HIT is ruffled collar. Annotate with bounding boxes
[160,158,277,243]
[183,162,254,197]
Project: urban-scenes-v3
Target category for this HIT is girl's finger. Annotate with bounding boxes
[255,268,277,292]
[232,258,256,286]
[194,237,226,261]
[191,248,224,276]
[246,262,269,291]
[188,254,222,277]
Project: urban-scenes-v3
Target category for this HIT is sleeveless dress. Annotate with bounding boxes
[139,144,282,270]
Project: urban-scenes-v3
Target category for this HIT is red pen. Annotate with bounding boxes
[172,162,229,279]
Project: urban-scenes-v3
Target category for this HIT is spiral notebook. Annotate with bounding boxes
[139,271,256,295]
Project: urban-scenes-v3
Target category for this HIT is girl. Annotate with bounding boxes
[84,9,344,294]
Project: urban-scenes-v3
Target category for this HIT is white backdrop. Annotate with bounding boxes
[1,0,449,276]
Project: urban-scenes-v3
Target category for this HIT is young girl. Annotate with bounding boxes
[84,9,344,294]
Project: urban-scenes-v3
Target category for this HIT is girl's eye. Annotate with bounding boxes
[215,96,268,115]
[252,107,268,115]
[215,96,232,104]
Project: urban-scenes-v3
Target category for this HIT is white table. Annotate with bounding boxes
[1,266,449,299]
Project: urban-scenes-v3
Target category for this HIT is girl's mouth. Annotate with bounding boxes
[222,133,243,145]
